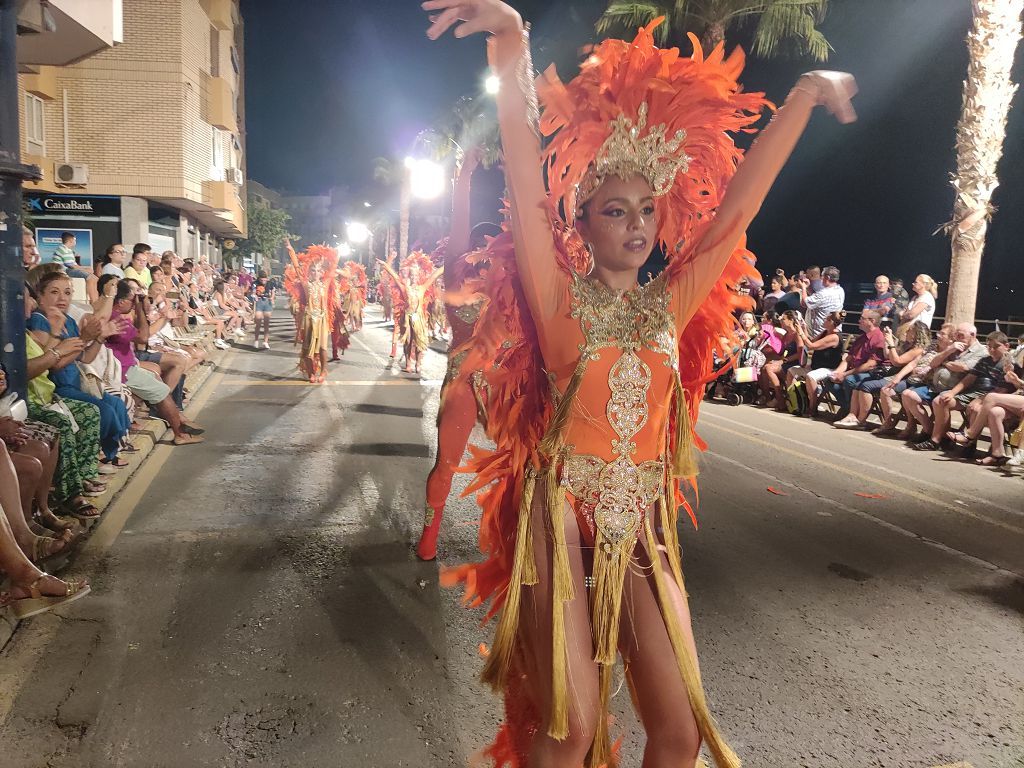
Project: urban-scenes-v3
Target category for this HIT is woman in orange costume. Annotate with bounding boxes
[331,269,351,361]
[379,253,444,375]
[424,2,857,766]
[417,147,495,561]
[284,239,337,383]
[342,260,368,332]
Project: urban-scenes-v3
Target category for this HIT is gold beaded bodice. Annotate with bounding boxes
[558,274,678,545]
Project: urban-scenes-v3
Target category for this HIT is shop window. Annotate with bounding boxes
[24,94,45,155]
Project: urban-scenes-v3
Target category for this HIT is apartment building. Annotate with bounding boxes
[281,194,334,248]
[17,0,246,267]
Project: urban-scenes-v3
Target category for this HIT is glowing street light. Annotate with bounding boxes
[363,201,372,208]
[337,243,353,258]
[346,222,370,244]
[407,157,445,200]
[485,72,500,95]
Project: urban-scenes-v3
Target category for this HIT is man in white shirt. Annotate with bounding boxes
[102,243,127,277]
[801,265,845,337]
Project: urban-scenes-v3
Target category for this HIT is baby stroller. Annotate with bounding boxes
[708,333,767,406]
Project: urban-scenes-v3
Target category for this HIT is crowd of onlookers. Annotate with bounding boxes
[710,265,1024,468]
[1,227,267,620]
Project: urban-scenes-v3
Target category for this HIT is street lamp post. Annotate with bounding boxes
[0,1,42,398]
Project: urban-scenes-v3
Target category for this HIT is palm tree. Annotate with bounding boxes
[595,0,831,59]
[941,0,1023,325]
[431,95,502,168]
[373,157,411,261]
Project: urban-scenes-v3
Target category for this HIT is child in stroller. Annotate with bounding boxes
[706,312,769,406]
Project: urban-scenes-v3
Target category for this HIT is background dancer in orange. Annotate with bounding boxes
[331,268,351,361]
[343,261,368,332]
[424,1,857,766]
[284,239,337,383]
[379,253,443,375]
[418,147,500,560]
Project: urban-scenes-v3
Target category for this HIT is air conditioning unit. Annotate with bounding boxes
[224,167,244,185]
[54,162,88,185]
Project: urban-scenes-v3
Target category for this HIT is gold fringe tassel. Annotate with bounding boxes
[481,469,537,692]
[538,357,588,459]
[589,533,631,666]
[659,479,686,593]
[587,662,615,768]
[642,518,740,768]
[672,380,699,479]
[546,464,573,740]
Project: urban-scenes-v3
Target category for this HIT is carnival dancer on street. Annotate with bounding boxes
[342,261,368,332]
[423,2,857,766]
[417,147,500,560]
[331,269,351,361]
[378,253,443,375]
[379,251,396,323]
[284,239,337,383]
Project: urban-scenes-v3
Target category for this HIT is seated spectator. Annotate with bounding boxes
[863,275,896,319]
[48,232,99,302]
[106,282,204,445]
[123,244,154,289]
[760,274,787,315]
[0,375,77,561]
[899,273,938,329]
[836,320,932,429]
[874,323,954,438]
[790,310,845,417]
[22,226,40,269]
[799,265,845,337]
[914,331,1018,452]
[20,283,107,520]
[0,467,89,619]
[101,244,127,278]
[948,369,1024,465]
[27,272,131,470]
[738,311,758,340]
[823,309,887,417]
[759,310,804,411]
[890,277,910,318]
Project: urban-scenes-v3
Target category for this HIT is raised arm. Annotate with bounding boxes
[424,0,564,320]
[284,239,300,273]
[448,147,481,263]
[678,72,857,318]
[376,259,407,299]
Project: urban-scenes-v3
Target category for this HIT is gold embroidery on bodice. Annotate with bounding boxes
[306,281,327,321]
[561,274,676,546]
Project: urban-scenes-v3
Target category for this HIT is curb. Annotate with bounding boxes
[0,348,228,652]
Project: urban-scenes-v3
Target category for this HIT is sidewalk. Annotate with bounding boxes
[0,347,229,651]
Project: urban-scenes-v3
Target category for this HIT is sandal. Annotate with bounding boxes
[172,433,204,446]
[82,479,107,494]
[911,439,940,451]
[30,534,67,563]
[37,510,78,533]
[872,426,898,436]
[101,457,130,469]
[65,499,101,521]
[977,454,1010,467]
[3,575,91,620]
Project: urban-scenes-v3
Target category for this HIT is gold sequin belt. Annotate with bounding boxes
[561,452,665,547]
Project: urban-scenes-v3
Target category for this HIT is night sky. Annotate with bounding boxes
[242,0,1023,321]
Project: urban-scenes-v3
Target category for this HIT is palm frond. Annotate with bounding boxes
[596,2,672,42]
[744,0,832,61]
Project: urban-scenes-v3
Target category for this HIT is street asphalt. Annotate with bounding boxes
[0,305,1020,768]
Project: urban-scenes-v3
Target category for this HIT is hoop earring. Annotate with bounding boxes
[585,243,596,276]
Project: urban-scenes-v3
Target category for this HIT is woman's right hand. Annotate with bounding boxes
[422,0,523,41]
[54,337,86,358]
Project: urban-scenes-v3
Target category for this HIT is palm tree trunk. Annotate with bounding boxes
[945,0,1023,326]
[399,180,411,261]
[701,21,725,52]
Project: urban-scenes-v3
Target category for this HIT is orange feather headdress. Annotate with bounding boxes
[539,18,770,254]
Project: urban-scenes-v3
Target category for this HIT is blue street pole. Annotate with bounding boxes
[0,0,42,397]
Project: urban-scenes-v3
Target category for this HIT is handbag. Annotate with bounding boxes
[75,362,105,399]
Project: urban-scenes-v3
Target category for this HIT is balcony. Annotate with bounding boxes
[206,76,237,133]
[202,180,246,237]
[200,0,233,31]
[16,0,122,71]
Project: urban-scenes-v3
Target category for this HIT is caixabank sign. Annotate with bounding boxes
[24,193,121,218]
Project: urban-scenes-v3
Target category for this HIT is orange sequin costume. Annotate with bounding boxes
[284,243,340,380]
[439,18,829,768]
